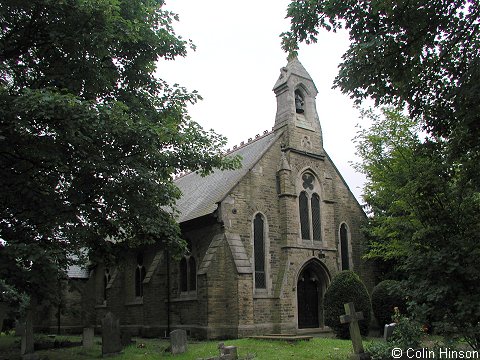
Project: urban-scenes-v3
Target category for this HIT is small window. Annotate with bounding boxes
[302,173,314,190]
[135,253,146,298]
[340,224,350,270]
[254,214,266,289]
[295,90,305,114]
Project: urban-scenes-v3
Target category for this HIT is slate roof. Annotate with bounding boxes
[273,57,317,92]
[174,130,280,223]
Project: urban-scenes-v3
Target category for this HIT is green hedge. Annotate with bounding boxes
[324,270,371,339]
[371,280,407,329]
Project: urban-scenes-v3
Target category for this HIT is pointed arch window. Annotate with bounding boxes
[188,256,196,291]
[299,192,310,240]
[340,223,350,270]
[298,172,322,241]
[180,257,188,292]
[311,194,321,241]
[179,240,197,293]
[103,268,111,302]
[254,213,266,289]
[295,89,305,114]
[135,254,146,298]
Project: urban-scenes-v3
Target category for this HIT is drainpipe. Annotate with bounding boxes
[166,249,171,337]
[57,277,62,335]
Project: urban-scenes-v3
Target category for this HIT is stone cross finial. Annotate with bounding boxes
[340,302,370,360]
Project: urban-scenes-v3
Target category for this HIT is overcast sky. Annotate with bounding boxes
[158,0,367,203]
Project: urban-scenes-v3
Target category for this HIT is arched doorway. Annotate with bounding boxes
[297,260,330,329]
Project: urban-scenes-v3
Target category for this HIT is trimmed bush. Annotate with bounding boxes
[324,270,371,339]
[371,280,407,329]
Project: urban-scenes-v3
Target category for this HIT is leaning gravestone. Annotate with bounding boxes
[340,302,370,360]
[383,323,397,341]
[170,329,187,355]
[82,327,94,349]
[101,312,122,356]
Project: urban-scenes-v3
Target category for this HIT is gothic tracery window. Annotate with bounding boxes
[298,172,322,241]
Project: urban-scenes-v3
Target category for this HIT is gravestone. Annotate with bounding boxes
[339,302,370,360]
[101,312,122,356]
[82,327,94,349]
[170,329,187,355]
[219,342,238,360]
[383,323,397,341]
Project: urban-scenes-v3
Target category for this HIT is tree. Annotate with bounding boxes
[282,0,480,349]
[355,109,480,350]
[0,0,239,310]
[371,280,406,329]
[324,270,371,339]
[282,0,480,182]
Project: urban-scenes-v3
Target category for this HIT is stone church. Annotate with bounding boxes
[40,58,373,339]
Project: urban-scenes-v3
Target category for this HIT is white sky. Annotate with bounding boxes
[158,0,367,203]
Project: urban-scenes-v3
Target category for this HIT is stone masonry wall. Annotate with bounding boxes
[218,127,374,335]
[87,221,224,338]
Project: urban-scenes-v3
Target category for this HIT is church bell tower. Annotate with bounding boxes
[272,57,323,154]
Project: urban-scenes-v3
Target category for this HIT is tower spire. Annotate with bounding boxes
[272,57,323,153]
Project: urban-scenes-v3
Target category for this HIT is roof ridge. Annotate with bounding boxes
[224,128,274,155]
[173,128,275,180]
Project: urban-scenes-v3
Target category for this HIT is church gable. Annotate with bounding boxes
[197,233,252,275]
[174,130,280,223]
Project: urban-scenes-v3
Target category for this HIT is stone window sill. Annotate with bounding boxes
[253,291,274,299]
[170,293,197,302]
[125,298,143,306]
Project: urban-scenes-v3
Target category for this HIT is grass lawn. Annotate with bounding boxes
[0,334,354,360]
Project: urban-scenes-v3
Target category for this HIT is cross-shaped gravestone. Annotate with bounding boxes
[339,302,370,360]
